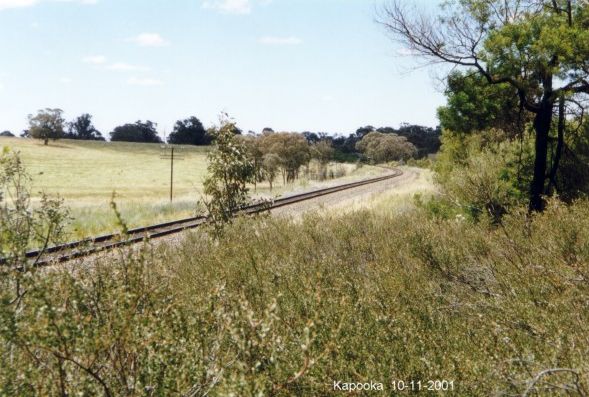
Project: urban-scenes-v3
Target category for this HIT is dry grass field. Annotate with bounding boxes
[0,137,385,238]
[0,137,209,204]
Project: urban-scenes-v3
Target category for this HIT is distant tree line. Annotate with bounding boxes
[323,125,441,161]
[11,110,231,146]
[235,126,428,190]
[9,109,440,162]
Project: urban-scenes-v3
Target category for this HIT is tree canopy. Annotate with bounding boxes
[261,132,311,183]
[356,131,417,163]
[437,72,526,137]
[110,121,163,143]
[167,116,210,146]
[27,108,65,145]
[67,114,104,141]
[382,0,589,211]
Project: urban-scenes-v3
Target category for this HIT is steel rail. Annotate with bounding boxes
[7,169,403,267]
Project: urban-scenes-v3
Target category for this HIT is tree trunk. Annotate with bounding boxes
[547,96,565,195]
[44,137,49,145]
[529,100,553,212]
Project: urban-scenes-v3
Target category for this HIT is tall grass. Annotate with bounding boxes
[2,199,588,395]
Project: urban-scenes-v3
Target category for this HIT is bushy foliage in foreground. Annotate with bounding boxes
[433,129,535,222]
[2,198,588,395]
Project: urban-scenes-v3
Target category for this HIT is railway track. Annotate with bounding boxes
[11,169,403,268]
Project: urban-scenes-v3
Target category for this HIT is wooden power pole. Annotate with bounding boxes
[160,145,184,203]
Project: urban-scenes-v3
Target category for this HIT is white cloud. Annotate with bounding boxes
[202,0,251,14]
[0,0,38,10]
[107,62,149,72]
[0,0,96,10]
[127,77,163,86]
[59,77,73,84]
[259,36,302,45]
[128,33,169,47]
[82,55,107,64]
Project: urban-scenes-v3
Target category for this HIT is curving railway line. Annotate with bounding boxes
[8,169,403,268]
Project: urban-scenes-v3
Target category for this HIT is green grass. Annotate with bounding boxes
[1,137,382,238]
[0,137,209,204]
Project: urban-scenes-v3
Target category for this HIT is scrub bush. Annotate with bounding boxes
[2,198,588,395]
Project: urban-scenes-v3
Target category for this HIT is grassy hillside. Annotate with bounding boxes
[0,137,209,205]
[0,137,384,238]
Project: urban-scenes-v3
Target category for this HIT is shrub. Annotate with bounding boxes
[434,129,534,222]
[0,148,69,267]
[202,116,255,234]
[2,198,588,395]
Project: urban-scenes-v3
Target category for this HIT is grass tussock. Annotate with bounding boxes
[2,200,588,396]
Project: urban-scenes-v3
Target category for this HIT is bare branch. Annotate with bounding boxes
[378,0,542,112]
[522,368,586,397]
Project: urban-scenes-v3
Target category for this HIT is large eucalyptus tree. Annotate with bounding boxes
[382,0,589,211]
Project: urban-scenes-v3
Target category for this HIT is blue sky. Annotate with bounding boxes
[0,0,445,139]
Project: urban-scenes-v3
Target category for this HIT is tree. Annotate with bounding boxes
[241,135,265,191]
[260,132,310,183]
[437,72,528,137]
[311,140,335,165]
[168,116,210,145]
[377,124,442,157]
[27,108,65,145]
[110,121,163,143]
[356,132,417,163]
[310,140,335,180]
[355,126,375,139]
[395,124,442,157]
[0,131,14,137]
[67,114,104,141]
[331,134,361,159]
[202,116,255,234]
[302,131,320,144]
[262,153,281,191]
[381,0,589,211]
